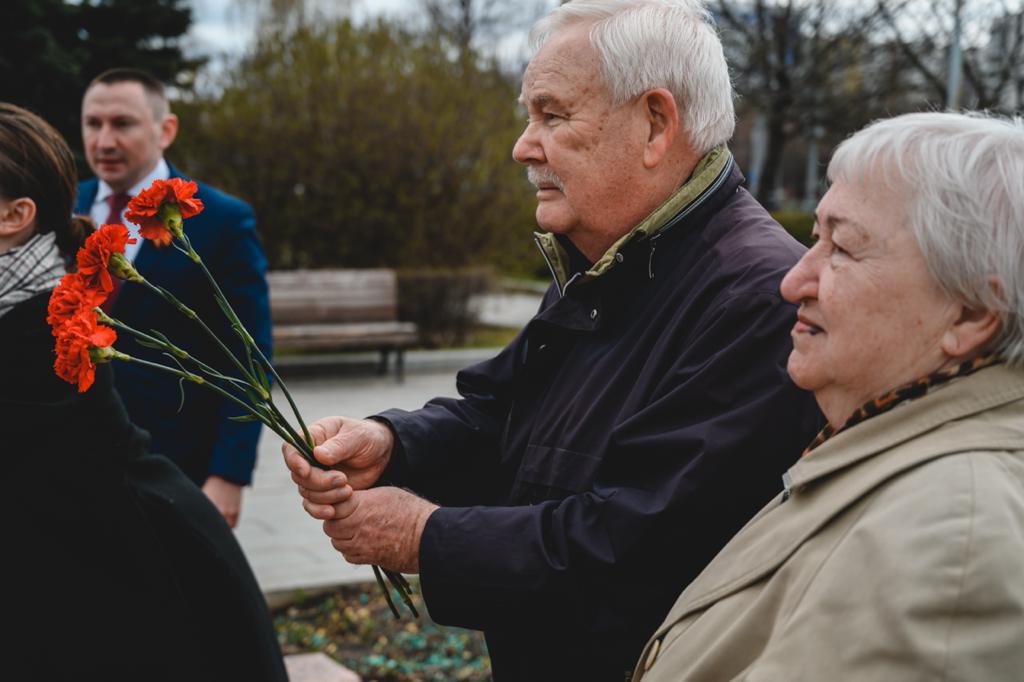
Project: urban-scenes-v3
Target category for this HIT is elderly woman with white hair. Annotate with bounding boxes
[634,111,1024,680]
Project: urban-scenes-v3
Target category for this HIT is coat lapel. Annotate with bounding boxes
[653,364,1024,635]
[75,179,99,215]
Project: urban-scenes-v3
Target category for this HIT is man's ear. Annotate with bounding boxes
[159,113,179,151]
[941,299,1001,360]
[0,197,37,240]
[641,88,679,169]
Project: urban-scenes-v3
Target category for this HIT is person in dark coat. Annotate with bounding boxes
[0,102,286,682]
[75,68,272,527]
[284,1,823,679]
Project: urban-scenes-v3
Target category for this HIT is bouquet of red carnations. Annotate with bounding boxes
[47,178,416,618]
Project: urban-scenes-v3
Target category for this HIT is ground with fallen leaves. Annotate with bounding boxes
[274,580,491,681]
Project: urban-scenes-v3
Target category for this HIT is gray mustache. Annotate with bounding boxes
[527,166,564,192]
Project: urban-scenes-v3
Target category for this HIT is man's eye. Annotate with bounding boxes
[543,112,562,121]
[831,242,851,258]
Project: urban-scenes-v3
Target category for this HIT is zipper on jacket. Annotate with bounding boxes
[648,233,663,279]
[534,235,584,297]
[781,471,793,503]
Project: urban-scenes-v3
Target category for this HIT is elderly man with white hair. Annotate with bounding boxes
[284,0,821,678]
[636,112,1024,680]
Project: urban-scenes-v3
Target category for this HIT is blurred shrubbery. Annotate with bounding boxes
[173,18,539,275]
[771,211,815,246]
[397,267,494,348]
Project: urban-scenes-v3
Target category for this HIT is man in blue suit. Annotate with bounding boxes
[75,68,272,528]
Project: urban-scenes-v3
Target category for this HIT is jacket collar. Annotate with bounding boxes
[94,157,170,205]
[534,146,734,295]
[652,363,1024,633]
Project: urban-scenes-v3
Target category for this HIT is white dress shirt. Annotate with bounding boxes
[89,157,171,263]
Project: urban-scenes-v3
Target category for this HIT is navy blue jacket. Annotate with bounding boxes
[75,165,272,485]
[377,163,824,680]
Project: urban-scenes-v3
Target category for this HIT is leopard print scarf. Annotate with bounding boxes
[803,354,1002,456]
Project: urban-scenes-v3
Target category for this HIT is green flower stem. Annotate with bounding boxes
[373,565,401,619]
[263,399,328,470]
[177,234,314,452]
[383,569,419,618]
[169,237,411,615]
[100,310,319,463]
[119,354,309,457]
[137,278,266,399]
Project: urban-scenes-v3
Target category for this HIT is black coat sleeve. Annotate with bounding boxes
[415,291,822,631]
[374,288,559,504]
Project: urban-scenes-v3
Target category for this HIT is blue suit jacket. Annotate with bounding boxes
[75,164,272,485]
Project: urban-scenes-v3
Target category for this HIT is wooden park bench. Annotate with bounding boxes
[267,269,418,380]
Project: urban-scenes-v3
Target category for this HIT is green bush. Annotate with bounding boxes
[173,18,538,272]
[771,211,815,246]
[397,267,494,348]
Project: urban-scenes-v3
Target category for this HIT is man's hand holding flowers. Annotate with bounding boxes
[48,178,421,615]
[281,416,438,574]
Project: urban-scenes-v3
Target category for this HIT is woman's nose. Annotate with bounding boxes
[780,247,820,304]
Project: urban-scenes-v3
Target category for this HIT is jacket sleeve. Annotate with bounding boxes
[205,203,273,486]
[416,292,822,631]
[742,452,1024,682]
[374,287,559,504]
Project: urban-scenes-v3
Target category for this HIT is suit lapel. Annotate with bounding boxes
[75,179,99,215]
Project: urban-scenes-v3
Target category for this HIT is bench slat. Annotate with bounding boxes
[268,268,402,324]
[267,270,418,369]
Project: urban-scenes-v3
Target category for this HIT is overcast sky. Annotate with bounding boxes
[187,1,417,57]
[185,0,540,68]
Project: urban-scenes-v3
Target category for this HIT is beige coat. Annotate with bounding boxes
[635,364,1024,681]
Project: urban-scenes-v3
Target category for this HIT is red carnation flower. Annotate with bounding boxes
[76,223,137,294]
[125,178,204,247]
[47,273,107,334]
[53,309,118,392]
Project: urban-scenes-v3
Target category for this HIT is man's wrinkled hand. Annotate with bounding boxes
[281,415,393,490]
[323,487,438,574]
[202,475,243,528]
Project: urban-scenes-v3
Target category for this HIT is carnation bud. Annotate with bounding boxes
[107,252,144,283]
[88,345,127,364]
[160,204,186,241]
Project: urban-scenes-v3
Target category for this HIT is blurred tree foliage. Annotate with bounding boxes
[173,19,539,273]
[0,0,202,165]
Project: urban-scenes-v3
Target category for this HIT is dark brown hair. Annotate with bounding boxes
[88,68,169,118]
[0,102,93,261]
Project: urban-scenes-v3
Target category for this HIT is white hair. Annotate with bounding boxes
[829,111,1024,367]
[529,0,735,154]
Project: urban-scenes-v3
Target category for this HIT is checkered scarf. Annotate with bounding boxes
[0,232,65,319]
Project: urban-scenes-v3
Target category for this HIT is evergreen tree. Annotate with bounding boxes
[0,0,203,166]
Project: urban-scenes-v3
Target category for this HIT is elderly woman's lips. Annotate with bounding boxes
[794,318,824,335]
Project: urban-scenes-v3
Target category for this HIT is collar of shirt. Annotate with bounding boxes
[91,157,171,263]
